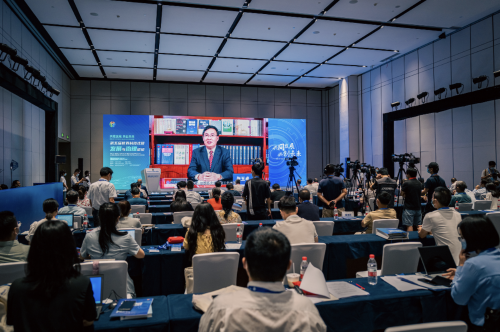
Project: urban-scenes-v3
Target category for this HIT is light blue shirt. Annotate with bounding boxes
[58,205,86,217]
[451,248,500,326]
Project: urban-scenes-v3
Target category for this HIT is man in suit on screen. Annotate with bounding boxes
[188,125,234,182]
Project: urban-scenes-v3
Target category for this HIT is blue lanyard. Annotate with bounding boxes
[379,208,388,210]
[68,204,76,207]
[248,286,285,294]
[98,179,107,182]
[303,200,309,203]
[439,207,450,210]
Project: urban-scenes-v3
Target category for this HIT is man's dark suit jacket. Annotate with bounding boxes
[187,146,234,181]
[297,201,321,221]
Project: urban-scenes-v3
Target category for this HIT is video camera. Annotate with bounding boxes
[346,160,361,171]
[286,156,299,167]
[391,153,420,167]
[360,163,376,176]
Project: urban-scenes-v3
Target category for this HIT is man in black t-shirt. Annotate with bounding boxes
[401,168,422,231]
[370,168,397,209]
[242,164,272,220]
[422,162,446,213]
[317,165,347,217]
[270,184,287,203]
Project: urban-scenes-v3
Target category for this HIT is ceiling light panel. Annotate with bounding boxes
[156,69,204,82]
[162,6,238,37]
[96,51,155,68]
[219,39,286,59]
[60,49,97,65]
[291,76,339,88]
[259,61,317,76]
[276,44,343,62]
[44,26,89,49]
[166,0,245,7]
[296,20,377,46]
[88,30,155,52]
[73,65,103,78]
[396,0,500,28]
[204,72,252,84]
[26,0,79,26]
[250,0,329,15]
[248,74,297,86]
[210,58,268,73]
[158,54,212,70]
[159,34,223,56]
[356,26,441,54]
[332,48,398,66]
[325,0,418,22]
[104,67,153,80]
[232,13,311,42]
[74,0,157,31]
[307,64,365,78]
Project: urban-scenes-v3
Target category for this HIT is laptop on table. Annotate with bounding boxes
[418,245,457,278]
[56,213,74,230]
[89,275,104,320]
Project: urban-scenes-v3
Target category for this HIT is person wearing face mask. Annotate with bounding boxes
[421,162,446,214]
[70,168,84,189]
[418,187,461,265]
[59,170,69,202]
[442,216,500,331]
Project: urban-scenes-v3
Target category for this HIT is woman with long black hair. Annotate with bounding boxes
[80,203,145,298]
[207,188,223,210]
[7,220,96,331]
[216,191,242,224]
[170,189,194,212]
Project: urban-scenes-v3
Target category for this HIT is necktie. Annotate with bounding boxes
[209,150,214,169]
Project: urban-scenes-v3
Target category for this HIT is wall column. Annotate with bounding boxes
[339,76,360,163]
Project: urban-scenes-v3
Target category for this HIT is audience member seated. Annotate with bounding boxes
[11,180,21,189]
[217,192,242,224]
[173,181,188,201]
[233,179,244,193]
[26,198,61,244]
[472,179,488,200]
[171,190,195,213]
[297,189,320,221]
[207,188,223,211]
[198,228,326,332]
[77,185,91,207]
[485,183,500,210]
[124,183,144,201]
[127,187,149,212]
[0,211,29,263]
[267,180,273,192]
[58,190,86,217]
[419,187,461,265]
[80,203,145,298]
[449,177,457,192]
[117,201,142,229]
[443,216,500,331]
[0,184,8,190]
[361,192,397,234]
[270,183,287,202]
[209,181,225,199]
[304,178,318,196]
[449,181,472,206]
[137,178,148,196]
[225,183,241,197]
[273,196,318,244]
[7,220,96,331]
[186,180,203,204]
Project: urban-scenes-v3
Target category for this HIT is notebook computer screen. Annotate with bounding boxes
[57,214,74,228]
[418,245,457,275]
[122,229,136,239]
[89,275,103,304]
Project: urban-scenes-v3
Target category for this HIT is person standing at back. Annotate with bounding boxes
[304,178,317,197]
[317,164,347,217]
[297,189,320,221]
[242,162,272,220]
[59,170,68,202]
[401,168,423,232]
[71,169,84,189]
[88,167,117,227]
[370,168,397,209]
[480,160,499,182]
[421,162,446,213]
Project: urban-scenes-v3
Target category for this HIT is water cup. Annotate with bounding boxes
[287,273,300,288]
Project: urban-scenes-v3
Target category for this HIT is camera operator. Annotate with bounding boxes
[481,161,499,182]
[421,162,446,213]
[317,164,347,217]
[370,168,397,209]
[401,168,422,231]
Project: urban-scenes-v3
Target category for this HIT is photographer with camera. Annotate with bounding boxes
[481,161,499,182]
[421,162,446,213]
[401,168,422,231]
[317,164,347,217]
[370,168,397,209]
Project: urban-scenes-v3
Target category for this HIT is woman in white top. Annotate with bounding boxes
[80,203,145,298]
[485,183,500,210]
[59,170,68,202]
[117,200,143,231]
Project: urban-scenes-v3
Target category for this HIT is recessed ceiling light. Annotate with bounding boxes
[112,72,117,74]
[271,67,276,69]
[349,0,358,3]
[396,5,400,8]
[313,31,320,34]
[106,58,112,60]
[90,12,98,16]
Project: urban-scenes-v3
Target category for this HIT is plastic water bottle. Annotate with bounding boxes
[83,214,88,231]
[334,206,338,220]
[258,223,263,230]
[236,224,243,244]
[365,204,371,216]
[455,201,459,210]
[133,212,140,219]
[368,254,377,285]
[497,198,500,211]
[394,195,398,206]
[300,256,308,280]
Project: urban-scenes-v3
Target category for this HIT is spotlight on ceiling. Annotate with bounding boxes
[473,75,488,89]
[391,101,400,110]
[417,91,428,103]
[405,98,415,107]
[494,70,500,78]
[449,82,463,94]
[9,54,28,71]
[439,32,446,39]
[434,87,447,100]
[0,43,17,62]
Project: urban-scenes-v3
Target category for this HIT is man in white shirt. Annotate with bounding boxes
[198,228,326,332]
[186,180,203,204]
[233,179,244,193]
[304,178,317,197]
[273,196,318,244]
[82,170,91,188]
[88,167,117,227]
[58,190,86,217]
[418,186,462,265]
[70,169,84,188]
[313,178,320,189]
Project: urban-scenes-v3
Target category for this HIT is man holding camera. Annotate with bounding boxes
[370,168,397,209]
[481,161,498,182]
[317,164,347,217]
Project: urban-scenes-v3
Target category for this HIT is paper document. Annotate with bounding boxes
[326,281,369,299]
[381,276,426,291]
[300,263,331,299]
[225,243,242,250]
[397,275,450,290]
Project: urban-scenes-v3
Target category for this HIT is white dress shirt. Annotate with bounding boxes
[272,214,318,244]
[421,208,461,265]
[199,281,326,332]
[88,179,117,210]
[71,175,79,187]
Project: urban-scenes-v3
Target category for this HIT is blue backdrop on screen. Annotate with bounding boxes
[268,119,307,187]
[103,115,149,190]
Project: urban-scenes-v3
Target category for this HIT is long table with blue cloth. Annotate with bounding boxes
[128,232,435,298]
[95,277,459,332]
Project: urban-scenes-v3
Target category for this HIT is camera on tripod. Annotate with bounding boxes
[346,160,361,170]
[360,164,376,175]
[331,163,344,174]
[391,153,420,167]
[286,156,299,167]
